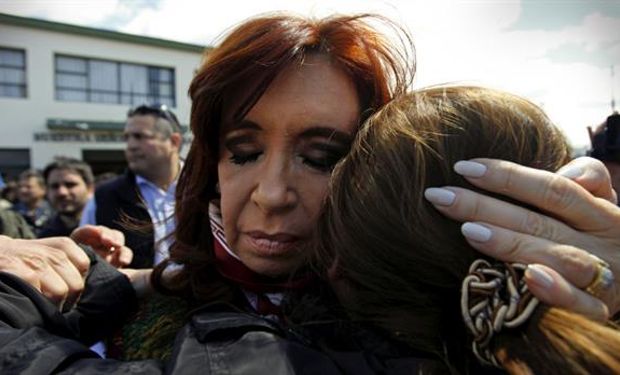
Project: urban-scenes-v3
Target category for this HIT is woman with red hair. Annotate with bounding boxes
[0,12,619,373]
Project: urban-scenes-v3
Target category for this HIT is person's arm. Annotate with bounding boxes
[0,235,138,341]
[424,156,620,319]
[0,272,162,373]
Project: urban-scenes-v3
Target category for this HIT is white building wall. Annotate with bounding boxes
[0,22,202,169]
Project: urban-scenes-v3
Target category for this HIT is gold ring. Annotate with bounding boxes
[585,259,614,298]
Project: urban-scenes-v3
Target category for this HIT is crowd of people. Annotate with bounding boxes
[0,11,619,374]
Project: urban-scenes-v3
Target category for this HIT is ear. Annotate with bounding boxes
[170,133,182,151]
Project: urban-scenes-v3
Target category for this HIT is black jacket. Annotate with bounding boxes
[38,214,80,238]
[0,271,447,374]
[94,170,154,268]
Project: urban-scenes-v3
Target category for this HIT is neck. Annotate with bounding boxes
[26,199,41,210]
[142,157,180,190]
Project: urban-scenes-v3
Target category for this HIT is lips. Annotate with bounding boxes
[244,231,303,256]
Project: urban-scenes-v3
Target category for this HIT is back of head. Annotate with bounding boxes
[315,86,620,373]
[127,104,182,139]
[18,169,45,187]
[588,112,620,162]
[159,12,414,301]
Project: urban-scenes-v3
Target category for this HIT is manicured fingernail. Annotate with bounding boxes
[461,222,492,242]
[525,264,554,288]
[454,160,487,178]
[556,165,583,179]
[424,188,456,206]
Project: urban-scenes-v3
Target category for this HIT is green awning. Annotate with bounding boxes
[47,118,125,132]
[46,118,189,133]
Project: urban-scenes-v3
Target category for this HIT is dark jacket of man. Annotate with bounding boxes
[94,170,154,268]
[38,214,80,238]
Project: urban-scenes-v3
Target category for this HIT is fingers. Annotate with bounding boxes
[72,225,127,268]
[34,237,90,276]
[424,186,588,248]
[460,222,598,289]
[459,221,620,315]
[525,264,609,321]
[0,236,87,310]
[71,225,125,249]
[557,157,617,205]
[71,224,102,245]
[451,158,620,232]
[116,246,133,267]
[103,245,133,268]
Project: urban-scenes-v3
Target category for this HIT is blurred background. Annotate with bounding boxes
[0,0,618,176]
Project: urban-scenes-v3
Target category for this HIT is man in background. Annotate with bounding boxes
[81,104,183,268]
[588,112,620,198]
[13,169,53,236]
[39,157,94,238]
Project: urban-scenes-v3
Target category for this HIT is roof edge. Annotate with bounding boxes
[0,12,207,53]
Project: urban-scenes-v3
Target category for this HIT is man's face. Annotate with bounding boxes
[123,115,178,180]
[47,169,92,216]
[18,176,46,206]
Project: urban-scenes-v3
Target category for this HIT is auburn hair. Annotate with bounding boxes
[314,85,620,374]
[152,12,414,302]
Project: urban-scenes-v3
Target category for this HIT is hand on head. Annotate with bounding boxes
[425,156,620,320]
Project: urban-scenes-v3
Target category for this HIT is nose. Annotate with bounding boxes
[251,157,297,214]
[125,135,139,151]
[56,185,69,196]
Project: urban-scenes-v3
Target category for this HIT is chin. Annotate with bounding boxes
[247,259,302,278]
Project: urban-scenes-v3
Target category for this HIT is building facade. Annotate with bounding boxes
[0,13,204,178]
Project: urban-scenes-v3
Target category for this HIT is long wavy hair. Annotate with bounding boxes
[314,85,620,374]
[152,12,414,303]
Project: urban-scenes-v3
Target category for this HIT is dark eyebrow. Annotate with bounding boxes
[222,120,354,144]
[221,120,261,133]
[300,127,354,144]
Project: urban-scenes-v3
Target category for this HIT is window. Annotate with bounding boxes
[55,55,175,107]
[0,47,26,98]
[0,149,30,179]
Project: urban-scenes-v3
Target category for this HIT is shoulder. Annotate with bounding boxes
[95,171,135,197]
[0,209,35,239]
[168,308,344,375]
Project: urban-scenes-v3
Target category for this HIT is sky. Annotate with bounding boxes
[1,0,619,149]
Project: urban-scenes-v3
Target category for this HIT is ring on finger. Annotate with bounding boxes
[585,258,614,298]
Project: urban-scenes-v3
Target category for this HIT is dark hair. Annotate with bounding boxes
[588,112,620,162]
[314,86,620,373]
[127,104,182,137]
[152,12,414,302]
[18,169,45,187]
[43,156,95,187]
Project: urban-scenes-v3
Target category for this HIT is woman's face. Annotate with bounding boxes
[218,54,360,277]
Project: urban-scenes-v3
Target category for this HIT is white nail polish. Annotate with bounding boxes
[424,188,456,206]
[526,264,554,288]
[461,222,492,242]
[454,160,487,178]
[556,165,583,179]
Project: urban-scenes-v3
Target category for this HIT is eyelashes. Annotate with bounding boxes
[229,152,260,165]
[226,147,347,173]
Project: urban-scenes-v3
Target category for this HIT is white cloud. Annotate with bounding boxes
[2,0,619,147]
[0,0,124,26]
